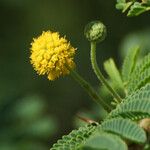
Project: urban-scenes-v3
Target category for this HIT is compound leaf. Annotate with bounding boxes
[50,124,97,150]
[82,132,127,150]
[101,118,147,143]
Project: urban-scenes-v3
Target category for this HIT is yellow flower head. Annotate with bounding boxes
[30,31,76,80]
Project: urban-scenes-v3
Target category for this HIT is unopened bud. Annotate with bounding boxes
[84,20,107,43]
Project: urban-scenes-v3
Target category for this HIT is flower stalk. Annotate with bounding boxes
[70,69,112,112]
[90,42,122,103]
[84,20,122,103]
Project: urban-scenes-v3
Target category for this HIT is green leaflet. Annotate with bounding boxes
[108,99,150,120]
[116,0,150,16]
[126,83,150,102]
[108,84,150,119]
[127,2,150,17]
[130,53,150,77]
[121,46,139,85]
[100,118,147,143]
[104,58,124,90]
[50,124,97,150]
[116,1,133,13]
[127,66,150,94]
[82,132,127,150]
[127,53,150,94]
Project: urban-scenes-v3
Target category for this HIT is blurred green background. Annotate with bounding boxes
[1,0,150,149]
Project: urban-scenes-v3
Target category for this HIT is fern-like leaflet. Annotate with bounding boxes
[82,132,127,150]
[127,53,150,94]
[50,124,97,150]
[100,118,146,143]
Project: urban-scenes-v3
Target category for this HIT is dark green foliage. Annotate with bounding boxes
[116,0,150,16]
[116,0,133,12]
[125,83,150,102]
[127,53,150,94]
[130,53,150,79]
[101,118,146,143]
[50,124,97,150]
[127,67,150,94]
[128,2,150,16]
[82,132,127,150]
[108,99,150,120]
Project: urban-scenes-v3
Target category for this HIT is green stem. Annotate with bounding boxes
[90,42,122,103]
[70,69,112,112]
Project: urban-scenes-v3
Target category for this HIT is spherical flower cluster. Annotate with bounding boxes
[30,31,76,80]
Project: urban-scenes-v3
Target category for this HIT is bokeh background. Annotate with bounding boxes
[1,0,150,149]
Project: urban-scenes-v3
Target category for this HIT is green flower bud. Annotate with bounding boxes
[84,21,107,43]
